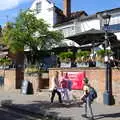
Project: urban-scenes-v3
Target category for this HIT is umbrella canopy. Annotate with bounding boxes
[66,29,120,47]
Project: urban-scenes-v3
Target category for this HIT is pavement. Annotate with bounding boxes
[0,89,120,120]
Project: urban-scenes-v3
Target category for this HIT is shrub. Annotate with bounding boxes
[76,50,90,62]
[96,49,112,62]
[59,51,73,62]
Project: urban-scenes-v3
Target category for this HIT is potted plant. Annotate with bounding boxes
[96,49,112,67]
[75,50,90,67]
[24,65,40,75]
[59,51,74,68]
[96,49,105,62]
[24,64,49,91]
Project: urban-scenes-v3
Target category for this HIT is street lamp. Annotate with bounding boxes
[102,12,115,105]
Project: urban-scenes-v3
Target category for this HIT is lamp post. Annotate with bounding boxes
[102,13,114,105]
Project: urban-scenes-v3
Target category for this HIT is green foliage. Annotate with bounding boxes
[0,57,12,66]
[96,49,113,62]
[96,49,112,57]
[76,50,90,58]
[25,65,40,73]
[96,49,105,57]
[2,10,64,64]
[59,51,73,62]
[76,50,90,62]
[25,65,47,74]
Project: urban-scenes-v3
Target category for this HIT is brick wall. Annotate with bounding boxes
[112,69,120,105]
[1,67,120,105]
[0,69,48,93]
[0,69,23,91]
[0,70,16,90]
[49,68,120,105]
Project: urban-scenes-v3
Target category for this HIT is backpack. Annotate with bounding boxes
[88,87,97,101]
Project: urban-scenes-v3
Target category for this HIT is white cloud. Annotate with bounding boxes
[0,0,33,11]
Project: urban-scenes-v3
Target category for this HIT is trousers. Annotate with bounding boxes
[51,89,62,103]
[84,96,93,117]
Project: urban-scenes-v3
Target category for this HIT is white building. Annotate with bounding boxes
[30,0,56,30]
[30,0,120,49]
[30,0,87,46]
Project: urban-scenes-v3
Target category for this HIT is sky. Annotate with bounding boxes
[0,0,120,26]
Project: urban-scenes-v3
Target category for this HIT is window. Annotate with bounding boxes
[36,2,41,14]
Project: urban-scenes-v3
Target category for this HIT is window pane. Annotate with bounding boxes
[36,2,41,14]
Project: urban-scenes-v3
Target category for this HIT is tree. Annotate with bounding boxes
[2,10,64,64]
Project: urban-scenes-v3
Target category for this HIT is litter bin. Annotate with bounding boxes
[21,80,29,94]
[27,82,33,94]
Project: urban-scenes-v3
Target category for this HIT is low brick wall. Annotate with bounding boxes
[4,70,16,90]
[1,68,120,105]
[0,70,16,90]
[49,68,120,105]
[0,69,49,93]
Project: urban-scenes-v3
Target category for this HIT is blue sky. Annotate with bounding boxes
[0,0,120,26]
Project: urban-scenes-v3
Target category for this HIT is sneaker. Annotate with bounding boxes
[81,114,88,118]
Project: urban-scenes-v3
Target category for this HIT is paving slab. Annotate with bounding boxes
[0,90,120,120]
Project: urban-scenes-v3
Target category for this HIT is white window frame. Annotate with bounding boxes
[36,2,41,14]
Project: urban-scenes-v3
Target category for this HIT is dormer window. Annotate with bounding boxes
[36,2,41,14]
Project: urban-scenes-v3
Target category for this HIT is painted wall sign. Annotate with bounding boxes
[61,71,85,90]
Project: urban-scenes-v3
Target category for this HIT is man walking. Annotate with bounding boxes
[50,71,62,103]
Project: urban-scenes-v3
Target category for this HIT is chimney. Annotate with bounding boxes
[63,0,71,17]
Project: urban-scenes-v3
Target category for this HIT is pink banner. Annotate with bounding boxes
[62,71,85,90]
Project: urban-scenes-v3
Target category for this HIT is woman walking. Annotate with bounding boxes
[81,77,94,120]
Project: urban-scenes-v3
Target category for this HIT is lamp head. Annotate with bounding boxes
[102,12,111,26]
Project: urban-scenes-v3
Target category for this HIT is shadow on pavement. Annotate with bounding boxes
[1,100,82,120]
[33,100,83,108]
[2,99,120,120]
[95,112,120,120]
